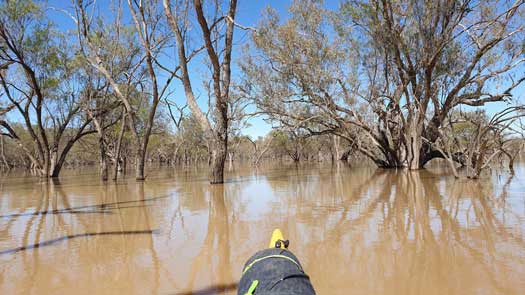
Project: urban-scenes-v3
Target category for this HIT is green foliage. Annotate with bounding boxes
[0,0,40,21]
[448,110,490,145]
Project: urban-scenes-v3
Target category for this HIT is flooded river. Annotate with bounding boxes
[0,163,524,294]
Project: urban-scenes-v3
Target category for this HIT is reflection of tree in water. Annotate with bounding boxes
[186,184,232,293]
[0,180,166,294]
[3,182,100,294]
[1,165,524,294]
[278,167,525,294]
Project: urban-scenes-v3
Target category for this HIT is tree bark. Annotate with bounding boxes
[135,145,146,181]
[210,135,227,184]
[99,136,108,181]
[0,136,10,169]
[113,113,126,180]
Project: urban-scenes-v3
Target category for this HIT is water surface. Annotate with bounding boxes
[0,163,524,294]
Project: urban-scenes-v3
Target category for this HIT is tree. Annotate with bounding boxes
[430,107,525,178]
[75,0,179,180]
[76,65,123,181]
[164,0,238,183]
[246,134,275,166]
[0,0,105,177]
[175,114,209,164]
[345,0,525,169]
[242,0,525,170]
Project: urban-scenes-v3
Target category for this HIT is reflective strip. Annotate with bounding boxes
[242,254,302,275]
[244,280,259,295]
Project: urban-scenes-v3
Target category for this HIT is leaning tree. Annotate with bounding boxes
[164,0,239,183]
[74,0,182,180]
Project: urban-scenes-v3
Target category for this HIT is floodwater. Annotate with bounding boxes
[0,163,524,295]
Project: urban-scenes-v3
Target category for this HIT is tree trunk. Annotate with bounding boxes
[50,155,65,178]
[372,118,424,170]
[228,152,234,171]
[50,140,77,178]
[113,113,126,180]
[332,135,340,162]
[210,136,227,184]
[120,156,126,172]
[99,136,108,181]
[0,136,10,169]
[135,145,146,181]
[47,147,58,177]
[509,157,515,175]
[406,135,422,170]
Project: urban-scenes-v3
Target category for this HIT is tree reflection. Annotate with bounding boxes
[186,184,233,293]
[277,167,525,294]
[0,165,523,294]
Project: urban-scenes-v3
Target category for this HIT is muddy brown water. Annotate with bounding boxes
[0,163,524,294]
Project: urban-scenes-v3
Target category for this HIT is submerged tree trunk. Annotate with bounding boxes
[0,136,10,169]
[120,157,127,172]
[332,135,340,163]
[135,146,146,181]
[99,136,108,181]
[49,157,64,178]
[50,141,75,178]
[113,114,126,181]
[210,133,228,184]
[227,152,233,171]
[92,115,108,181]
[406,121,423,170]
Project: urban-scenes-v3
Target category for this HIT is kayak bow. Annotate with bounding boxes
[238,228,316,295]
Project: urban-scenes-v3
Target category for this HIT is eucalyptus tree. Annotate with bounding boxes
[0,0,107,177]
[242,0,525,169]
[240,1,364,162]
[346,0,525,169]
[75,0,181,180]
[163,0,238,183]
[77,69,122,181]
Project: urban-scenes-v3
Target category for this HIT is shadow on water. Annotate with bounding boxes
[0,230,159,256]
[0,195,170,218]
[0,208,114,218]
[171,282,238,295]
